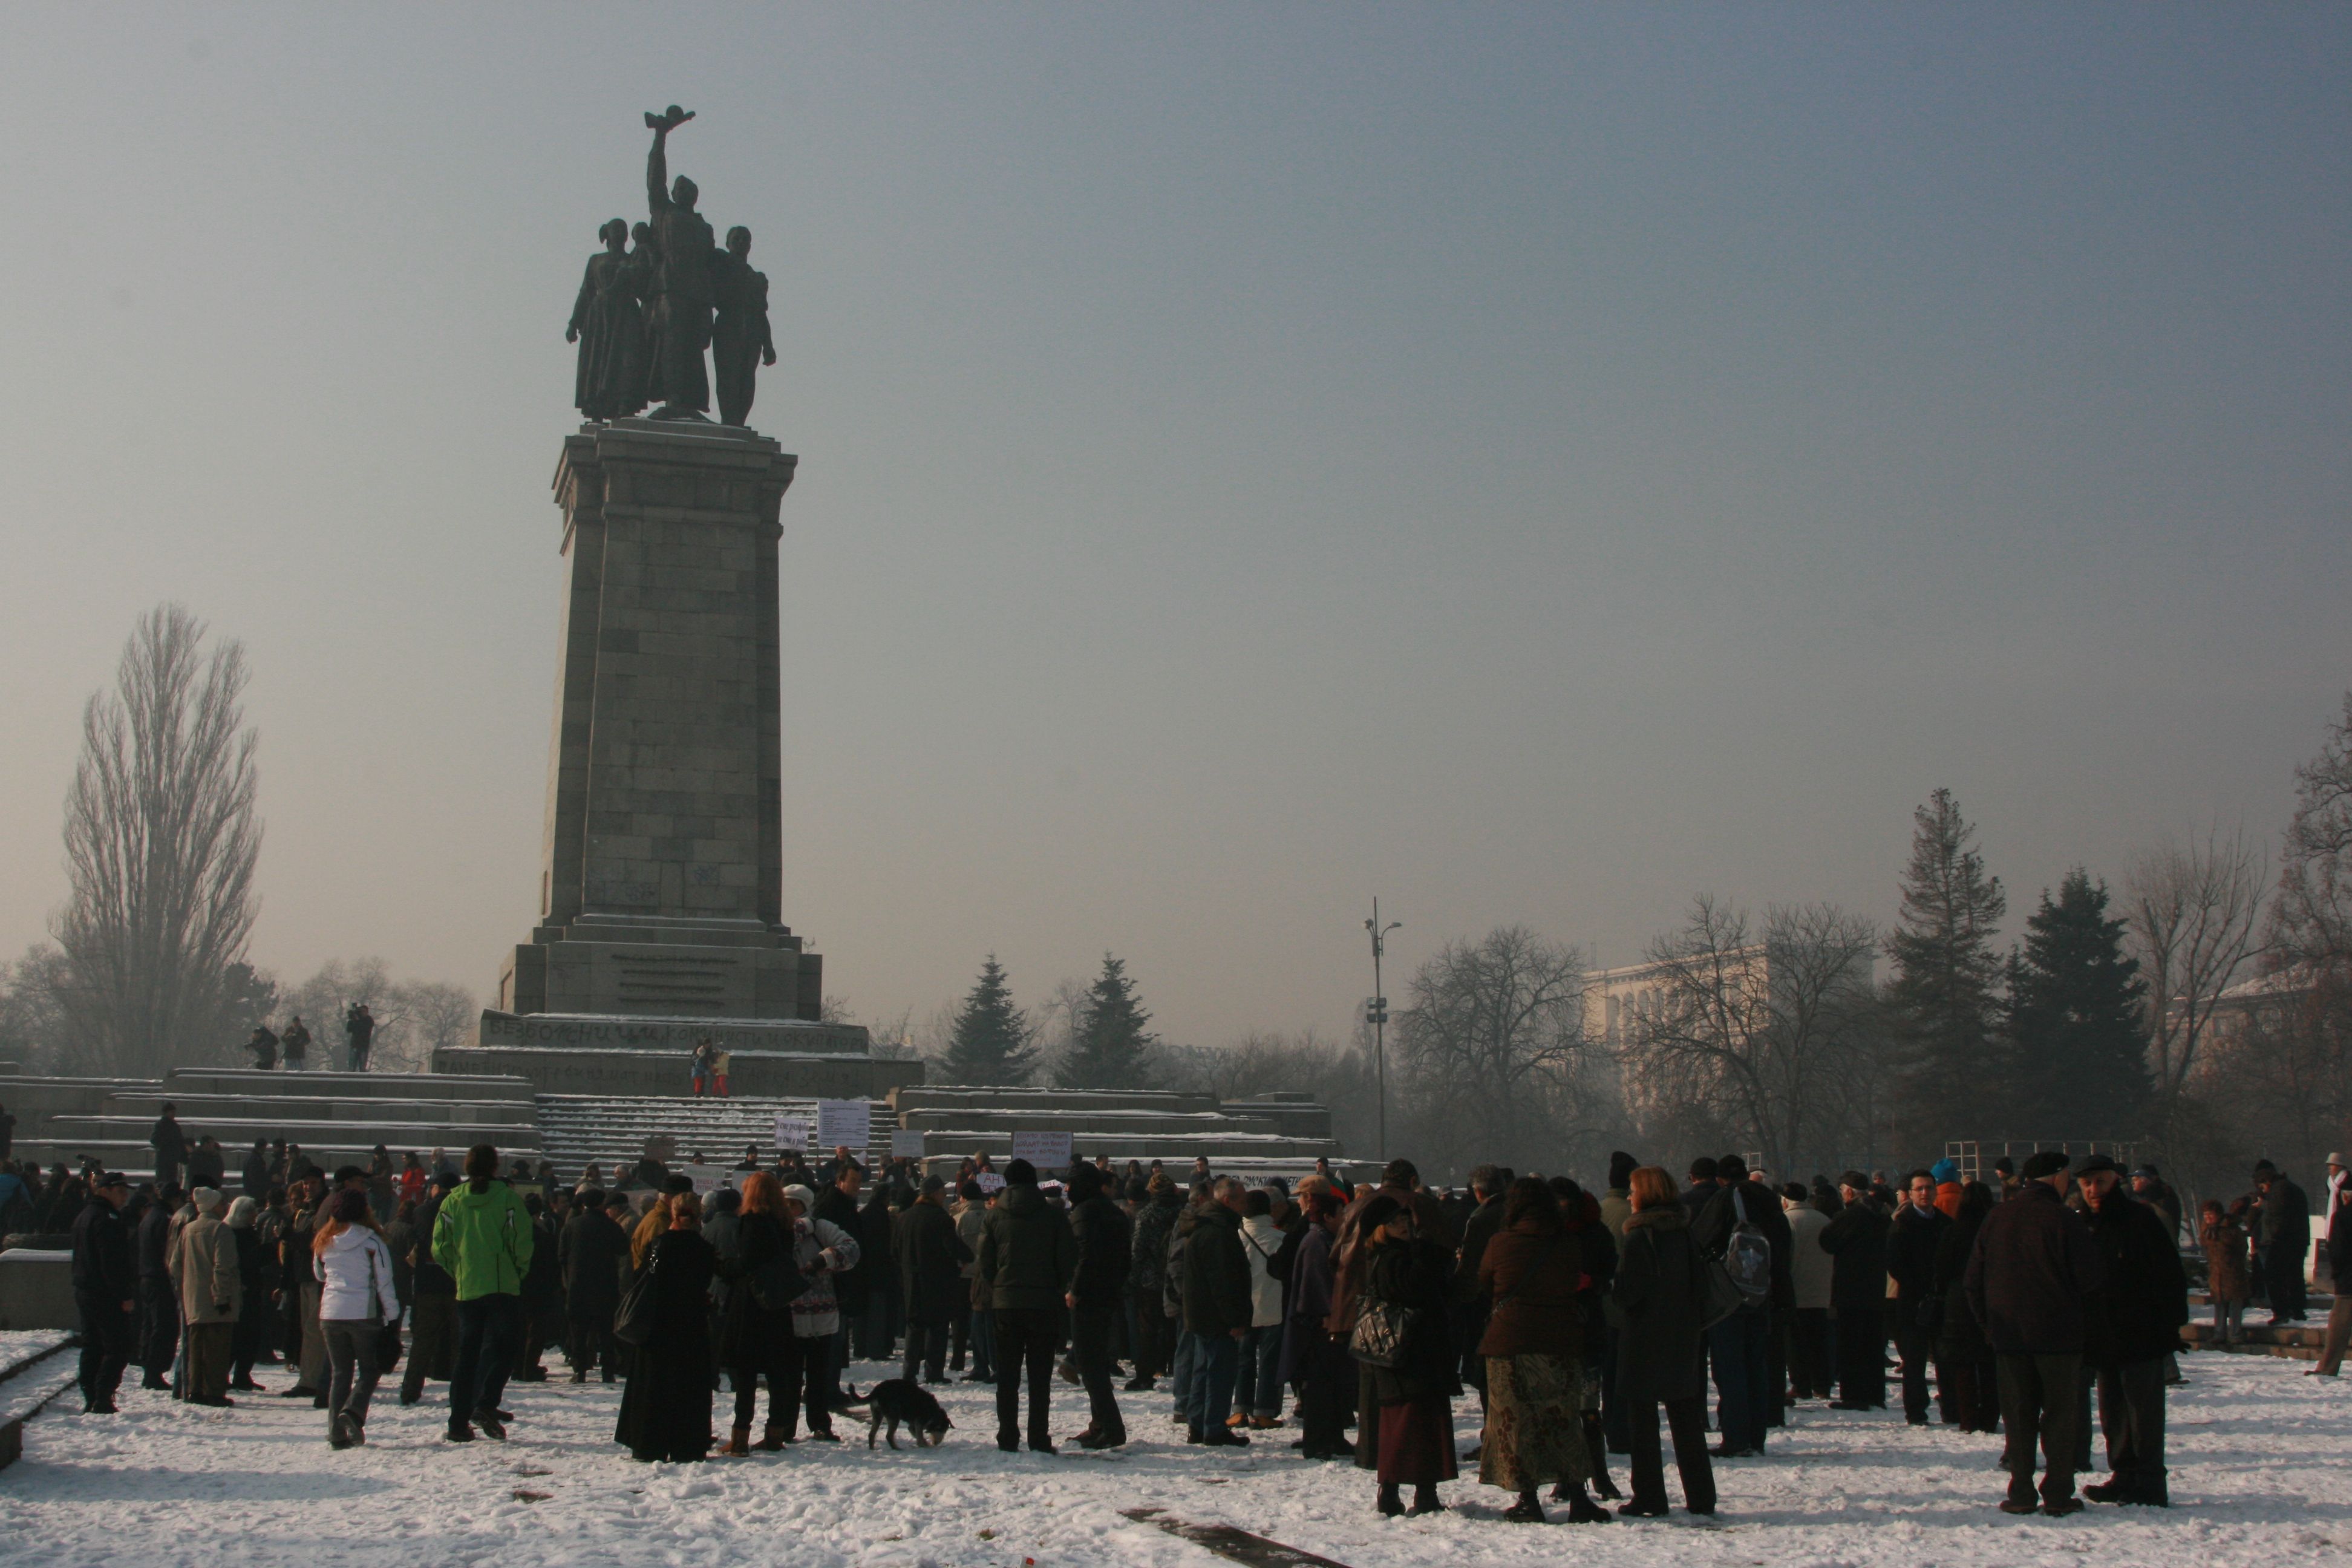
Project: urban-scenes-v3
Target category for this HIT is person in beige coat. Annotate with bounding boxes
[169,1187,243,1406]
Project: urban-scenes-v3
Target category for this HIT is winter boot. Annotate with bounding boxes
[1376,1483,1403,1517]
[758,1422,789,1451]
[720,1423,751,1456]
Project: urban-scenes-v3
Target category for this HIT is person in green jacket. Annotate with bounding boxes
[431,1145,534,1442]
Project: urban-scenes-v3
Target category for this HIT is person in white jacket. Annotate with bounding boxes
[1782,1184,1835,1402]
[313,1187,402,1448]
[1235,1192,1288,1428]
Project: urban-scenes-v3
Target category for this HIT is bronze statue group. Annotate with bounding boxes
[567,108,775,429]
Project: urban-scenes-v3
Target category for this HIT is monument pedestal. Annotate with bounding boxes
[487,419,868,1088]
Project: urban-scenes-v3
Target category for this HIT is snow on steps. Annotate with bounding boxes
[534,1094,893,1175]
[0,1330,77,1471]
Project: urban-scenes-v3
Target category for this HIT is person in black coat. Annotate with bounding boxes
[1819,1171,1890,1410]
[1351,1192,1458,1517]
[615,1191,719,1462]
[2253,1161,2311,1323]
[135,1184,184,1391]
[149,1107,188,1194]
[71,1174,137,1413]
[1183,1177,1255,1447]
[716,1175,809,1452]
[1932,1181,1998,1431]
[1885,1171,1953,1425]
[1690,1154,1791,1455]
[2078,1156,2189,1507]
[1964,1150,2103,1515]
[898,1175,973,1387]
[1611,1168,1715,1518]
[560,1189,630,1383]
[1063,1163,1132,1448]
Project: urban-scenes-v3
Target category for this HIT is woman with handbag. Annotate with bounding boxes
[1349,1193,1457,1517]
[1612,1166,1716,1517]
[312,1187,401,1449]
[717,1172,803,1454]
[615,1190,719,1463]
[1478,1178,1609,1524]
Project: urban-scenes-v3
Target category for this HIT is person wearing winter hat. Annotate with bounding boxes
[169,1187,241,1406]
[1963,1149,2102,1517]
[978,1158,1077,1452]
[1929,1158,1964,1220]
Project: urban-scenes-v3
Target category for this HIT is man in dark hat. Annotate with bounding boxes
[1965,1150,2103,1516]
[71,1172,137,1413]
[978,1157,1077,1452]
[2076,1153,2187,1506]
[1820,1170,1890,1410]
[2252,1160,2312,1324]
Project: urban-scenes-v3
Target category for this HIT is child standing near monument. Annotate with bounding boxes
[713,1049,731,1099]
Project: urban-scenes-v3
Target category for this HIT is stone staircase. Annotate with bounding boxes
[887,1083,1347,1177]
[534,1093,894,1177]
[19,1068,544,1184]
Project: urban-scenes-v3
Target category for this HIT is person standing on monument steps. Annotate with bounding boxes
[281,1015,312,1071]
[711,225,774,428]
[344,1002,376,1074]
[643,106,717,419]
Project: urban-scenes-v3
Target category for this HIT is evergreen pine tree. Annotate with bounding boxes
[936,955,1039,1085]
[1886,788,2007,1146]
[1053,954,1159,1090]
[2004,869,2151,1138]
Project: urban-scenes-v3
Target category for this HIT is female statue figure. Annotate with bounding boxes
[566,218,648,420]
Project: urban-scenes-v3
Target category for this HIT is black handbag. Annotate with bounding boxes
[615,1253,661,1346]
[746,1255,809,1312]
[1348,1295,1420,1368]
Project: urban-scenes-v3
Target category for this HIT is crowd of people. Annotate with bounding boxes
[44,1133,2352,1525]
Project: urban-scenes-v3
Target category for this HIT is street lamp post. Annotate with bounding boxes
[1365,899,1400,1163]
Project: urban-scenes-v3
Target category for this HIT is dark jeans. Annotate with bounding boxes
[1238,1322,1283,1419]
[2264,1249,2308,1319]
[1071,1299,1125,1439]
[967,1306,996,1380]
[400,1293,456,1400]
[1939,1341,1998,1430]
[1834,1306,1885,1406]
[76,1295,132,1410]
[994,1305,1062,1445]
[1296,1324,1353,1454]
[1600,1324,1628,1450]
[1625,1394,1716,1513]
[1995,1351,2083,1505]
[1186,1330,1240,1432]
[2097,1356,2167,1492]
[1894,1324,1936,1422]
[1788,1307,1833,1397]
[448,1293,522,1428]
[903,1320,950,1383]
[1128,1294,1171,1381]
[1709,1308,1771,1451]
[322,1319,382,1432]
[733,1334,831,1435]
[139,1276,178,1380]
[567,1312,620,1377]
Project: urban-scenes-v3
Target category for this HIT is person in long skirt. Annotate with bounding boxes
[1478,1177,1609,1523]
[615,1191,718,1463]
[1351,1194,1457,1516]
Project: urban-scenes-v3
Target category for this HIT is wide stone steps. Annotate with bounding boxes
[534,1094,893,1176]
[76,1091,537,1126]
[9,1135,547,1185]
[896,1108,1282,1137]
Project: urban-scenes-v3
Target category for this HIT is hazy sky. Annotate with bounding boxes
[2,7,2346,1051]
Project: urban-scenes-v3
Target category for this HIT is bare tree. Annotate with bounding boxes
[2125,826,2265,1115]
[54,606,263,1076]
[1393,926,1608,1173]
[1616,897,1878,1180]
[2270,693,2352,979]
[0,944,74,1074]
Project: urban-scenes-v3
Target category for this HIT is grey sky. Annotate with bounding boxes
[2,7,2345,1050]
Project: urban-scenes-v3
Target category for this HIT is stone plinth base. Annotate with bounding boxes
[434,1043,921,1100]
[477,1008,870,1056]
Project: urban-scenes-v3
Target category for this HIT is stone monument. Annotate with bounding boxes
[439,111,912,1101]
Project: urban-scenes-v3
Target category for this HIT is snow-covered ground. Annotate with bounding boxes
[1,1350,2345,1567]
